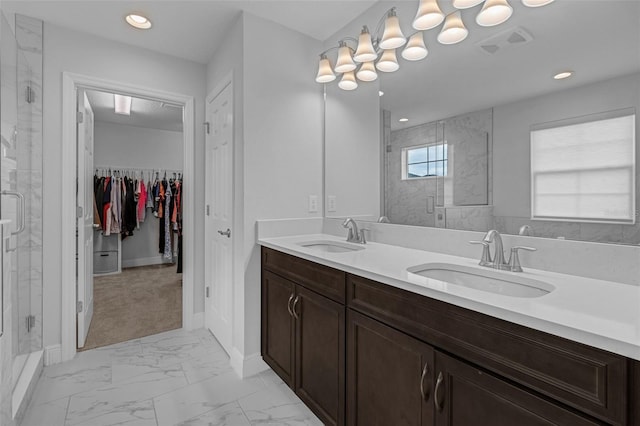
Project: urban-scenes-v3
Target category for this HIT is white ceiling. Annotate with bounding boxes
[373,0,640,130]
[2,0,379,64]
[86,90,184,132]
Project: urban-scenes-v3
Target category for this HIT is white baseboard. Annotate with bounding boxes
[122,256,172,269]
[230,349,269,379]
[191,312,204,330]
[44,344,61,366]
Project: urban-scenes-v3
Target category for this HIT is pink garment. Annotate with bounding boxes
[138,180,147,223]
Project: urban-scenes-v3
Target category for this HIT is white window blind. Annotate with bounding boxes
[530,109,636,224]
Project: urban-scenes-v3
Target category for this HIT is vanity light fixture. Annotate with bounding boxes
[314,0,552,91]
[379,8,406,49]
[353,26,378,63]
[376,49,400,72]
[315,54,336,83]
[522,0,554,7]
[413,0,445,30]
[356,61,378,82]
[402,32,428,61]
[334,41,357,73]
[453,0,485,9]
[476,0,514,27]
[438,11,469,45]
[553,71,574,80]
[114,94,132,115]
[338,71,358,91]
[125,13,152,30]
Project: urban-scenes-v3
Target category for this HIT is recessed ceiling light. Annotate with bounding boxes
[399,118,409,122]
[553,71,573,80]
[379,91,384,97]
[125,13,152,30]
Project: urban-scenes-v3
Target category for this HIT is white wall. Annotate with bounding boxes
[322,4,383,221]
[94,122,183,170]
[42,23,206,350]
[242,13,324,360]
[94,121,183,266]
[206,12,324,367]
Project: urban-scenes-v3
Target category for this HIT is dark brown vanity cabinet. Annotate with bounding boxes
[261,247,638,426]
[347,309,434,426]
[261,248,345,426]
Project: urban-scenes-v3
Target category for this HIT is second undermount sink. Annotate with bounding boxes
[297,240,365,253]
[407,263,554,298]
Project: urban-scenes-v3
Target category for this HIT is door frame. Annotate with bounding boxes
[61,72,196,362]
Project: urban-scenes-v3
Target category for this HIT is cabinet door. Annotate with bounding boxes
[433,352,601,426]
[347,310,435,426]
[261,271,295,386]
[294,285,345,426]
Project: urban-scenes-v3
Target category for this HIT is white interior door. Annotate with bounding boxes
[77,89,94,348]
[205,83,233,355]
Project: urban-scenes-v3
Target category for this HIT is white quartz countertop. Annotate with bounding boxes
[258,233,640,361]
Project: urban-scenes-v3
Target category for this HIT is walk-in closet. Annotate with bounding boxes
[79,89,185,351]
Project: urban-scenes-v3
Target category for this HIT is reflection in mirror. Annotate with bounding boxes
[324,0,640,245]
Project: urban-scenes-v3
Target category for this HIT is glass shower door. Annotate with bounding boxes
[1,11,44,417]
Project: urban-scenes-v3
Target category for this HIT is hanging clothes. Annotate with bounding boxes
[138,179,147,224]
[163,181,173,259]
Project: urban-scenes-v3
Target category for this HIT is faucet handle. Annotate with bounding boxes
[359,228,370,244]
[469,241,492,266]
[508,246,537,272]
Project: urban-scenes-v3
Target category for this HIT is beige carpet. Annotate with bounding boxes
[80,264,182,351]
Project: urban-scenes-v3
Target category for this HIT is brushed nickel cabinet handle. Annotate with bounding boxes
[420,362,430,401]
[292,295,300,319]
[434,371,444,412]
[287,293,295,317]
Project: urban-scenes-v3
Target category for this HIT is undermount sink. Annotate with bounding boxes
[297,240,365,253]
[407,263,554,298]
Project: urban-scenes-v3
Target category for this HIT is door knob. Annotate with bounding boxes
[217,228,231,238]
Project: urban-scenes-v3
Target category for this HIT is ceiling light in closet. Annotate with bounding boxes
[125,13,152,30]
[114,94,132,115]
[553,71,573,80]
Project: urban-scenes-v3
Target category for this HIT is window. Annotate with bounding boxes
[402,143,448,179]
[530,109,635,224]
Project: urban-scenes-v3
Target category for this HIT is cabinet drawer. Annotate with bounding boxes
[347,273,628,425]
[262,247,346,303]
[94,251,118,274]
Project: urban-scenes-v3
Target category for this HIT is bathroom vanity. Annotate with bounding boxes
[259,236,640,426]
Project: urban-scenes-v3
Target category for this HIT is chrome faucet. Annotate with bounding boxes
[342,217,367,244]
[470,229,537,272]
[483,229,508,270]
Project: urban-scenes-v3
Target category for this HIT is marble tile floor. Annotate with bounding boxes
[21,328,323,426]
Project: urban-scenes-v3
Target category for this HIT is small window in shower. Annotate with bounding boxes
[402,143,448,179]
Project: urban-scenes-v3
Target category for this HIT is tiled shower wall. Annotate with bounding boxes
[384,109,492,228]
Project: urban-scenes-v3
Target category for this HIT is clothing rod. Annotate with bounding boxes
[94,166,182,174]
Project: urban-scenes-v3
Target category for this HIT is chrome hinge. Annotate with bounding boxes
[26,315,35,332]
[206,287,210,298]
[76,206,83,218]
[77,301,83,313]
[25,85,35,104]
[203,122,210,134]
[77,111,84,124]
[206,205,210,216]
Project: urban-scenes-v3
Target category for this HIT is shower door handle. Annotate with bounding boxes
[1,190,26,236]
